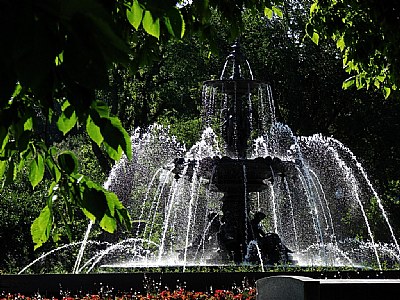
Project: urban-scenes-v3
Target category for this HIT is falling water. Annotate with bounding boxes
[329,137,400,256]
[73,220,93,274]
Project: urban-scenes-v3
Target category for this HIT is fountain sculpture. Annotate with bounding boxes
[19,42,400,274]
[172,42,294,264]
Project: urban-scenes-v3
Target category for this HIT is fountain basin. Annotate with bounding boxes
[210,156,289,192]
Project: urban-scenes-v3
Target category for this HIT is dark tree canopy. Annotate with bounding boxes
[0,0,283,249]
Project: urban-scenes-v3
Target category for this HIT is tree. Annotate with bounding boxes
[0,0,284,250]
[307,0,400,98]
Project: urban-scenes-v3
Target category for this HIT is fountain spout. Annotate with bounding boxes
[204,41,261,159]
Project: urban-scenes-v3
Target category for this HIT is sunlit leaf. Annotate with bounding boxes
[79,177,108,221]
[342,77,355,89]
[86,115,103,146]
[104,191,118,217]
[264,7,273,19]
[116,206,132,231]
[310,2,318,14]
[126,0,144,30]
[93,101,111,118]
[57,100,77,135]
[100,213,117,233]
[24,117,33,131]
[0,160,6,179]
[12,84,22,99]
[77,175,131,232]
[31,205,52,250]
[384,87,391,99]
[272,6,283,18]
[142,10,160,39]
[86,101,131,161]
[55,51,64,66]
[311,31,319,45]
[336,36,345,51]
[29,153,44,188]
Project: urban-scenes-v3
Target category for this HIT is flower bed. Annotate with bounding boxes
[1,287,256,300]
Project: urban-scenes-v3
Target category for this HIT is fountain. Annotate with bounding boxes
[19,42,400,274]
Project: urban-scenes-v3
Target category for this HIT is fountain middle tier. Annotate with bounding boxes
[173,156,296,193]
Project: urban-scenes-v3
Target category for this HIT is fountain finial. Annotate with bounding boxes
[220,40,253,81]
[229,41,243,80]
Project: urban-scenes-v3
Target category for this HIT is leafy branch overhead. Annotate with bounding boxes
[0,0,134,249]
[307,0,400,98]
[0,0,285,249]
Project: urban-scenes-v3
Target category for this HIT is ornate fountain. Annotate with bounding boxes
[174,42,293,264]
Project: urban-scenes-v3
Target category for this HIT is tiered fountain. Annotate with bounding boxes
[172,42,294,264]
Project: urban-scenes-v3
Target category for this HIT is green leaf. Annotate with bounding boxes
[126,0,144,30]
[104,190,118,217]
[12,84,22,100]
[78,176,131,232]
[384,87,391,99]
[311,31,319,45]
[57,100,78,135]
[58,151,78,175]
[116,206,132,231]
[93,101,111,118]
[86,115,103,146]
[0,160,6,179]
[306,23,319,44]
[100,213,117,233]
[31,205,53,250]
[87,102,132,160]
[164,7,185,38]
[46,155,61,183]
[142,10,160,39]
[336,36,345,51]
[272,6,283,18]
[264,7,273,19]
[79,177,108,219]
[55,51,64,66]
[29,153,45,188]
[102,116,132,161]
[342,77,355,89]
[310,2,318,14]
[24,117,33,131]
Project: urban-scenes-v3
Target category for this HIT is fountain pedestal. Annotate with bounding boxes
[207,156,289,263]
[218,192,250,263]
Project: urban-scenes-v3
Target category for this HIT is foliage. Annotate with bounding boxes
[0,0,134,249]
[307,0,400,98]
[0,175,42,273]
[0,0,284,249]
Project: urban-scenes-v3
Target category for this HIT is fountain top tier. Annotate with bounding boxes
[202,41,273,159]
